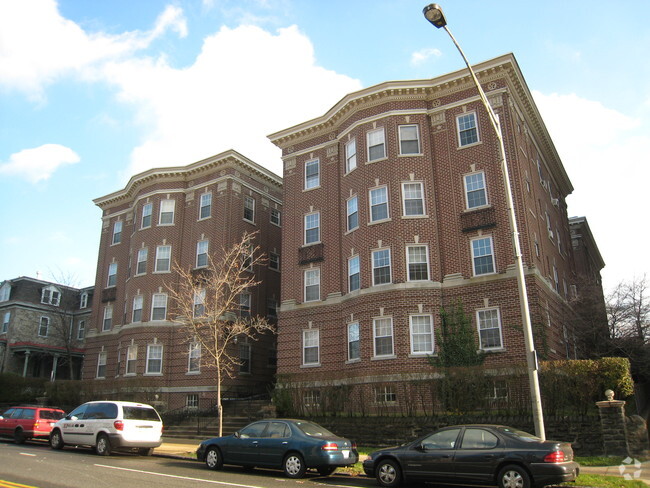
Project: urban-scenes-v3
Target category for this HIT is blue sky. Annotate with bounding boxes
[1,0,648,292]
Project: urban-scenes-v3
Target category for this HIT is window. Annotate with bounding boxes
[304,390,321,408]
[304,212,320,244]
[112,221,122,244]
[132,295,143,322]
[410,315,434,354]
[136,248,148,275]
[199,192,212,219]
[399,124,420,154]
[242,241,253,271]
[269,252,280,271]
[188,342,200,373]
[348,255,360,292]
[367,128,386,161]
[372,248,392,285]
[375,386,397,404]
[267,298,277,318]
[77,320,85,339]
[239,292,251,317]
[2,312,9,333]
[304,268,320,302]
[79,292,88,309]
[159,199,175,225]
[146,344,163,374]
[239,342,251,373]
[348,321,360,361]
[407,245,429,281]
[346,196,358,231]
[373,317,394,357]
[270,208,281,226]
[151,293,167,321]
[369,186,389,222]
[305,159,320,189]
[41,286,60,306]
[196,240,208,268]
[126,345,137,375]
[186,394,199,408]
[244,196,255,222]
[194,289,206,317]
[471,237,495,275]
[465,172,487,209]
[460,429,499,449]
[402,182,425,216]
[141,203,152,228]
[477,308,503,350]
[96,351,107,378]
[0,283,10,302]
[345,139,357,172]
[303,329,320,365]
[553,265,559,292]
[457,112,478,146]
[102,306,112,331]
[38,316,49,337]
[155,245,171,272]
[107,262,117,287]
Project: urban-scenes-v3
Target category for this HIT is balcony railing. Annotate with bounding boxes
[298,243,324,265]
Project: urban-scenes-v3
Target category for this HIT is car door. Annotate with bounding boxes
[401,427,461,483]
[59,404,89,445]
[227,421,268,465]
[0,408,21,437]
[256,421,291,467]
[452,427,504,484]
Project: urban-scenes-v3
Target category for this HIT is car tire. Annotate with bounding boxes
[13,428,25,444]
[498,464,531,488]
[138,448,154,456]
[205,447,224,470]
[376,459,402,488]
[283,453,307,479]
[50,429,64,450]
[317,466,336,476]
[95,434,112,456]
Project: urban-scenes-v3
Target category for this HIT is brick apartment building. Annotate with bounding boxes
[268,53,605,410]
[0,276,90,380]
[83,150,282,411]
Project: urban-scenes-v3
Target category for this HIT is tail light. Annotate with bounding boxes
[351,442,357,450]
[543,450,565,463]
[113,420,124,431]
[321,442,339,451]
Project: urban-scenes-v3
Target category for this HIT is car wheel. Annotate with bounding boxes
[50,429,64,450]
[138,448,154,456]
[95,434,112,456]
[376,459,402,488]
[205,447,223,470]
[13,428,25,444]
[283,453,306,478]
[317,466,336,476]
[498,465,531,488]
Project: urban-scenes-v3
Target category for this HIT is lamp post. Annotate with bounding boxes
[423,3,546,440]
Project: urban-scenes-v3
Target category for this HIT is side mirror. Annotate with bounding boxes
[234,431,240,439]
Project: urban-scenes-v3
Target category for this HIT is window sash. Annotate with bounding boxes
[347,196,358,231]
[103,306,112,331]
[303,329,319,364]
[478,308,503,349]
[345,139,357,172]
[304,269,320,302]
[126,346,137,375]
[244,196,255,222]
[188,343,201,372]
[472,237,495,275]
[146,345,163,374]
[112,221,122,244]
[199,193,212,219]
[97,352,107,378]
[410,315,434,354]
[407,245,429,281]
[271,208,281,226]
[304,212,320,244]
[458,113,478,146]
[136,248,148,274]
[367,128,386,161]
[132,296,143,322]
[38,317,49,337]
[305,160,320,189]
[370,187,388,221]
[372,249,391,285]
[141,203,152,228]
[373,317,394,356]
[402,182,424,216]
[196,240,208,267]
[465,172,487,208]
[159,199,175,224]
[348,256,360,292]
[269,252,280,271]
[348,322,360,360]
[156,245,171,272]
[151,294,167,320]
[399,125,420,154]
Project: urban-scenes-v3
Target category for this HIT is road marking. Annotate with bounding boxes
[18,453,36,457]
[0,481,39,488]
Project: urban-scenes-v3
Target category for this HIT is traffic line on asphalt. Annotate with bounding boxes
[0,481,38,488]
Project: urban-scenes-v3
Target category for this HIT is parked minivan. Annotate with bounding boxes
[49,401,163,455]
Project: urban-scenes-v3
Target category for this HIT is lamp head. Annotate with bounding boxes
[423,4,447,28]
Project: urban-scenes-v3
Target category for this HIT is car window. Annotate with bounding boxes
[21,409,36,420]
[11,408,25,419]
[239,422,267,438]
[1,408,16,418]
[68,404,89,420]
[123,406,160,421]
[85,403,118,419]
[421,428,462,449]
[295,421,335,437]
[460,429,498,449]
[39,410,64,420]
[497,426,540,443]
[266,422,290,438]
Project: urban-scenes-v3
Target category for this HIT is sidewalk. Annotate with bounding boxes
[154,437,200,458]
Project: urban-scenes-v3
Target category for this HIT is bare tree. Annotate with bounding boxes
[166,231,274,436]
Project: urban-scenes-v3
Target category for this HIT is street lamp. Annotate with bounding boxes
[423,3,546,440]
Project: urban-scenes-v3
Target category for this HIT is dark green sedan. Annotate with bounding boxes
[196,419,358,478]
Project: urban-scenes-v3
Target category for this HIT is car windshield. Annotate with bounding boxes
[40,410,64,420]
[295,421,336,437]
[123,406,160,421]
[497,426,540,442]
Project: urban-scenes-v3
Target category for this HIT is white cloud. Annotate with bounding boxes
[0,144,80,183]
[411,47,442,66]
[533,90,650,290]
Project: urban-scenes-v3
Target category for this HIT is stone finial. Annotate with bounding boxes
[605,389,615,401]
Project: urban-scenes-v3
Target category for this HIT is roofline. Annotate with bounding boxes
[569,216,605,269]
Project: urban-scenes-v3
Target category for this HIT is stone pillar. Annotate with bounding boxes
[22,351,30,377]
[596,390,630,457]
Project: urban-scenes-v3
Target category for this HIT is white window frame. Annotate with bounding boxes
[303,329,320,365]
[347,321,360,361]
[270,208,281,226]
[410,314,434,355]
[155,245,171,272]
[193,289,206,318]
[471,236,495,276]
[373,316,394,358]
[159,199,175,225]
[477,307,503,350]
[96,351,107,378]
[457,112,479,147]
[464,171,488,209]
[41,286,61,306]
[199,192,212,220]
[367,127,386,162]
[107,262,117,287]
[369,185,389,222]
[239,292,251,317]
[136,248,148,275]
[345,138,357,172]
[304,159,320,190]
[348,255,360,292]
[269,252,280,271]
[401,181,425,217]
[244,196,255,222]
[151,293,168,321]
[77,319,85,339]
[141,203,152,229]
[374,385,397,404]
[346,195,359,232]
[126,345,137,375]
[132,295,143,322]
[145,344,163,374]
[0,283,11,302]
[112,221,122,245]
[398,124,421,155]
[304,268,320,302]
[372,248,392,286]
[196,240,209,268]
[38,316,49,337]
[304,212,320,245]
[406,244,430,281]
[2,311,9,333]
[186,394,199,408]
[102,306,112,331]
[188,342,201,373]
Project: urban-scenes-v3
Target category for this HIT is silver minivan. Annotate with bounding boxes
[49,401,163,455]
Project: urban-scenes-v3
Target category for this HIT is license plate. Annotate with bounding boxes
[342,450,350,458]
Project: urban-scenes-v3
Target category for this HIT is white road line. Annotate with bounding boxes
[18,453,36,457]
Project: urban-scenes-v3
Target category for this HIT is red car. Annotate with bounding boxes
[0,406,65,444]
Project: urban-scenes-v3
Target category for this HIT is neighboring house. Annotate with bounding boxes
[83,150,282,411]
[0,277,91,380]
[268,53,607,410]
